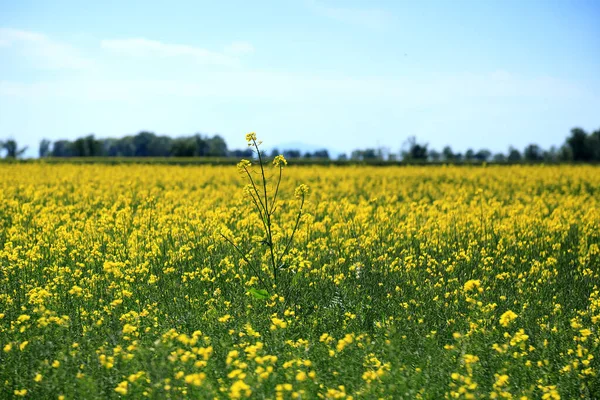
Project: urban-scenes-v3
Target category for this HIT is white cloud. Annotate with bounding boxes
[1,70,593,106]
[225,41,255,55]
[101,38,247,67]
[0,28,92,70]
[306,0,391,29]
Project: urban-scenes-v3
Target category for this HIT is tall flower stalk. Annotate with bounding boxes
[221,132,309,296]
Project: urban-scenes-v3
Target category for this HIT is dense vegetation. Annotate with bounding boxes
[1,155,599,398]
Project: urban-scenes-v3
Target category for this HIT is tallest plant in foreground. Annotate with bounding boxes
[221,132,309,298]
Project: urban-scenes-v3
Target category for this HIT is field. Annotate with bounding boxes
[1,162,599,399]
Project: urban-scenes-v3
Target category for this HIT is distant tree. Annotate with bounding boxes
[493,153,506,162]
[193,134,208,157]
[73,134,103,157]
[303,152,312,159]
[588,128,600,161]
[543,146,559,163]
[559,145,573,161]
[52,140,74,157]
[133,131,156,157]
[363,149,379,160]
[428,149,441,162]
[350,150,363,161]
[524,144,544,162]
[507,146,522,162]
[442,146,455,161]
[270,148,280,158]
[566,127,592,162]
[115,136,136,156]
[465,148,475,161]
[402,136,428,161]
[150,135,173,157]
[207,135,228,157]
[170,137,197,157]
[283,149,301,159]
[337,153,348,161]
[313,149,330,159]
[474,149,491,162]
[1,139,28,159]
[39,139,51,158]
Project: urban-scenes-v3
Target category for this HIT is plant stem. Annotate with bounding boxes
[254,139,278,282]
[278,195,305,266]
[219,232,272,288]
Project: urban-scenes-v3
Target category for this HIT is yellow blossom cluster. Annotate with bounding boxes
[0,163,598,398]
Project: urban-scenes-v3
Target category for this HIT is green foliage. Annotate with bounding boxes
[249,288,270,300]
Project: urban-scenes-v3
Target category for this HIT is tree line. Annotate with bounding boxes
[1,127,599,162]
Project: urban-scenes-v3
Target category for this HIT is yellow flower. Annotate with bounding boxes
[34,373,43,382]
[229,379,252,399]
[294,184,309,199]
[52,360,61,368]
[245,132,257,144]
[273,155,287,167]
[3,343,12,352]
[237,159,251,172]
[499,310,518,327]
[17,314,31,323]
[270,317,288,330]
[579,328,592,338]
[226,350,240,365]
[463,354,479,364]
[122,324,137,334]
[463,279,481,292]
[68,285,83,296]
[218,314,232,323]
[296,371,307,381]
[14,389,27,397]
[19,341,29,351]
[184,372,206,387]
[494,374,509,387]
[115,380,128,395]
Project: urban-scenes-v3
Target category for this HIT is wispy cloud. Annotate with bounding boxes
[224,41,255,55]
[0,28,92,70]
[305,0,392,30]
[101,38,249,67]
[1,71,592,106]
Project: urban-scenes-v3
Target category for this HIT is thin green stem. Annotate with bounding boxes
[245,183,270,235]
[270,165,283,213]
[243,166,267,216]
[254,139,278,281]
[278,195,305,266]
[219,232,272,288]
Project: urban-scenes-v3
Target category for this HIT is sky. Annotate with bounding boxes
[1,0,599,158]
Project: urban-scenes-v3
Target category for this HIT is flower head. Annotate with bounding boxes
[273,155,287,167]
[463,279,481,292]
[499,310,518,327]
[295,184,309,199]
[245,132,257,145]
[237,159,251,172]
[115,381,128,395]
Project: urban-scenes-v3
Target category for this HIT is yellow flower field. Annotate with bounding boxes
[1,162,599,399]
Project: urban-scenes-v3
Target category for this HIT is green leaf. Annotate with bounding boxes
[249,288,269,300]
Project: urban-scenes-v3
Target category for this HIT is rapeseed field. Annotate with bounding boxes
[1,156,599,398]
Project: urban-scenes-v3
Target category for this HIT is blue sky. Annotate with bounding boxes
[1,0,599,157]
